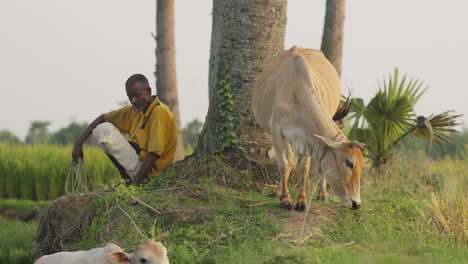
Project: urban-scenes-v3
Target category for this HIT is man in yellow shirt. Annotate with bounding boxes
[72,74,177,185]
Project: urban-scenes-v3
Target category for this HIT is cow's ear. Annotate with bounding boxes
[314,134,339,149]
[106,251,131,264]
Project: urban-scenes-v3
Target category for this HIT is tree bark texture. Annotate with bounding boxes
[155,0,184,161]
[208,0,226,100]
[196,0,287,161]
[320,0,346,76]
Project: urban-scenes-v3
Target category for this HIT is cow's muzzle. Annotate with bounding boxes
[351,200,361,210]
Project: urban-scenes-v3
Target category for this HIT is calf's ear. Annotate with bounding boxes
[106,251,131,264]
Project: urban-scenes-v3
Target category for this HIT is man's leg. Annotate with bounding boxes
[105,153,132,185]
[92,122,142,183]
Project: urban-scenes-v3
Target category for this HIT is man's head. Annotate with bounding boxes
[125,74,153,111]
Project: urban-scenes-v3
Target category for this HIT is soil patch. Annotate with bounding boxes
[270,202,337,243]
[0,206,44,221]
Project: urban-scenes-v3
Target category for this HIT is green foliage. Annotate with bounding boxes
[347,68,461,166]
[0,130,22,144]
[50,122,89,145]
[0,199,51,211]
[0,143,119,200]
[0,219,37,264]
[25,120,51,145]
[182,119,203,155]
[75,181,282,263]
[401,127,468,159]
[2,121,89,145]
[270,153,467,264]
[216,54,238,153]
[2,155,466,264]
[0,200,51,264]
[67,154,467,264]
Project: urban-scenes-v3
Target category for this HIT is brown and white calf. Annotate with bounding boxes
[34,241,169,264]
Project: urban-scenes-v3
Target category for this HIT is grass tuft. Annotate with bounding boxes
[426,193,467,243]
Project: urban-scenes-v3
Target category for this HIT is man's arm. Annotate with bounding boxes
[133,152,159,185]
[72,114,105,162]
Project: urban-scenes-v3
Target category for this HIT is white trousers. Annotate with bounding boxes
[92,122,142,180]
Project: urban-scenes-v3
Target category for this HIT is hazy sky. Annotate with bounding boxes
[1,0,467,140]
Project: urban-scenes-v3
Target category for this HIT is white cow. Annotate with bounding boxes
[34,241,169,264]
[252,46,365,210]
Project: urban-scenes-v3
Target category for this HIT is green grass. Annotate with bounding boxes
[65,153,467,264]
[0,218,37,263]
[267,152,467,264]
[0,199,52,264]
[0,199,52,211]
[1,151,467,264]
[0,143,119,200]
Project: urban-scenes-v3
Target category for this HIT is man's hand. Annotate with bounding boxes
[132,174,145,186]
[72,143,84,163]
[132,152,159,185]
[70,114,105,163]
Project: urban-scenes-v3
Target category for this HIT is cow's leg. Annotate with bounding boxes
[309,153,328,201]
[295,155,311,211]
[271,178,283,198]
[271,126,294,210]
[271,142,295,198]
[317,178,329,201]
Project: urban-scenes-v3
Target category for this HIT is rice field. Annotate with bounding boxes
[0,143,119,200]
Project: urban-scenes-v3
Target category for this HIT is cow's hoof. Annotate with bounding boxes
[295,202,307,211]
[280,202,294,210]
[316,195,328,201]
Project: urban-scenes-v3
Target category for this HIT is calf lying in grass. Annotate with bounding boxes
[34,241,169,264]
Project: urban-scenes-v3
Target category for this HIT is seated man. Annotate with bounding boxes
[72,74,177,185]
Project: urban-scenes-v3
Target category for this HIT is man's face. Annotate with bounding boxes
[126,82,152,111]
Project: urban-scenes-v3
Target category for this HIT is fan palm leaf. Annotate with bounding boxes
[412,111,463,149]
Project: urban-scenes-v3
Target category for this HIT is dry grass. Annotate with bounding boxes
[426,192,467,243]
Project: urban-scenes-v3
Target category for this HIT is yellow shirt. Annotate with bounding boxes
[103,96,177,177]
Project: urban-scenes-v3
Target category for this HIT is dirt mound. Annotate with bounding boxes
[33,153,336,257]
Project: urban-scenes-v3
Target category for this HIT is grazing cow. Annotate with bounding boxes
[34,241,169,264]
[252,46,365,211]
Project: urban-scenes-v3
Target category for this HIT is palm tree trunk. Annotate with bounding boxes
[208,0,226,100]
[196,0,287,161]
[320,0,346,76]
[155,0,184,161]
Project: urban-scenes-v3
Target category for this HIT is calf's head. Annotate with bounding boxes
[107,241,169,264]
[315,135,364,210]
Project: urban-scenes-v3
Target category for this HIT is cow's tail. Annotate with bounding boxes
[333,94,352,121]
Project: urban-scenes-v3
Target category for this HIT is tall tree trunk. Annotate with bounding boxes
[196,0,287,162]
[208,0,225,100]
[320,0,346,76]
[155,0,184,161]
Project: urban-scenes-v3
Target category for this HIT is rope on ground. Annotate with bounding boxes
[115,197,151,240]
[239,191,290,208]
[130,195,162,215]
[65,159,88,194]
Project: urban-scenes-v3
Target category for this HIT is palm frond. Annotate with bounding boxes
[345,97,367,128]
[412,111,463,150]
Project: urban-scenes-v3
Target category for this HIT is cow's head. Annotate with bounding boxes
[107,241,169,264]
[315,135,365,210]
